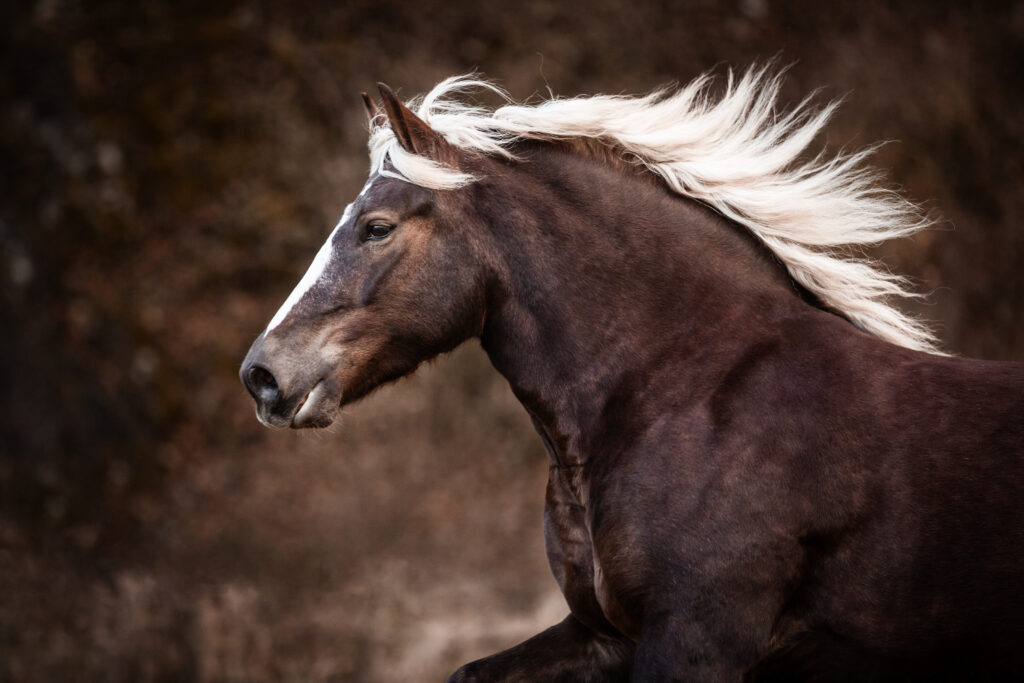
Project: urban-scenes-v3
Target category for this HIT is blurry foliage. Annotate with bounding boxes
[0,0,1022,680]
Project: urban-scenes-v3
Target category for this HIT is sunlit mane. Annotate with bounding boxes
[367,67,941,353]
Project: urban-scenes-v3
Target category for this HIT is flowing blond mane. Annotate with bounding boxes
[367,67,941,353]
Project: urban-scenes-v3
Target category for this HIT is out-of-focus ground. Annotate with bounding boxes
[1,0,1022,680]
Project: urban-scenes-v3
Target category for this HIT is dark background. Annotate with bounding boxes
[1,0,1022,680]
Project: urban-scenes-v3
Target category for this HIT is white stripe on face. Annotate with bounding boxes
[263,179,373,336]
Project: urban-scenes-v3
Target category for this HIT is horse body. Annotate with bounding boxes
[241,73,1024,680]
[466,143,1024,680]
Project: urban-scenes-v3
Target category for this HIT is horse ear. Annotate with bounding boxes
[360,92,382,128]
[376,82,450,157]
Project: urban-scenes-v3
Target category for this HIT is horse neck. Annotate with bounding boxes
[477,145,811,467]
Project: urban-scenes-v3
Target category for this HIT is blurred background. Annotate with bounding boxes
[1,0,1022,680]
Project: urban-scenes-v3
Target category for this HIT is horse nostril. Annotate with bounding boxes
[245,364,281,405]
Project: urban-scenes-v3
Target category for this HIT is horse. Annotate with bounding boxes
[240,68,1024,681]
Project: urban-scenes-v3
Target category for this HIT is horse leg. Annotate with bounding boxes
[630,621,886,682]
[447,613,634,682]
[629,614,750,683]
[743,630,897,683]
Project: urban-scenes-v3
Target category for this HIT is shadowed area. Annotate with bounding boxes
[1,0,1022,680]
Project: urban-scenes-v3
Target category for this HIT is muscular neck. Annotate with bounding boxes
[477,145,813,470]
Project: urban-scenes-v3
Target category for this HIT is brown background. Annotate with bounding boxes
[1,0,1022,681]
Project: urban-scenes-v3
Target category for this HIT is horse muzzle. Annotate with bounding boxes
[240,338,340,429]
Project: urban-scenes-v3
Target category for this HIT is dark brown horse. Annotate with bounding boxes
[241,70,1024,681]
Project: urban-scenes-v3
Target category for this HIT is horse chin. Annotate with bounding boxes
[289,380,340,429]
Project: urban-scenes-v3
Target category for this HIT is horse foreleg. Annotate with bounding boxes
[447,613,634,682]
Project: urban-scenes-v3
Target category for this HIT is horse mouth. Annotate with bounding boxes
[289,380,339,429]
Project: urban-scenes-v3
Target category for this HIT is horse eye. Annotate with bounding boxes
[366,224,394,240]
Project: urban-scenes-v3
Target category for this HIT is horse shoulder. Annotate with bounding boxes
[581,319,1024,668]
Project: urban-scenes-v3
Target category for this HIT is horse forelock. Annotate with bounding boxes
[364,67,943,354]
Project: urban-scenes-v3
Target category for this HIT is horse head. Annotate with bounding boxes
[240,84,493,429]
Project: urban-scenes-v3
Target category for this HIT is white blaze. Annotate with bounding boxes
[263,204,351,336]
[262,178,374,336]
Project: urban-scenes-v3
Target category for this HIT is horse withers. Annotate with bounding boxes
[240,70,1024,681]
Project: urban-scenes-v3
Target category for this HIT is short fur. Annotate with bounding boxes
[241,73,1024,682]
